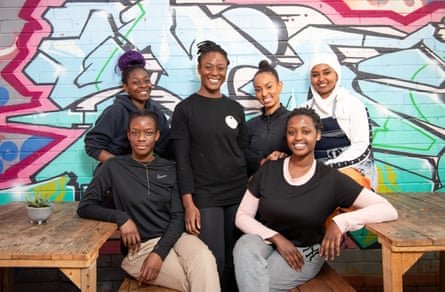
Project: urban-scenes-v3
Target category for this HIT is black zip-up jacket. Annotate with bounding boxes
[247,105,291,173]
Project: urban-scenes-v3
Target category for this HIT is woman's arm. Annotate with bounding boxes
[151,183,185,260]
[332,188,398,233]
[235,190,277,240]
[170,104,195,195]
[84,107,119,161]
[321,188,398,260]
[77,162,130,226]
[97,150,115,163]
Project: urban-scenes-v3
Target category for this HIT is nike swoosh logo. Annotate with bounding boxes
[157,174,167,179]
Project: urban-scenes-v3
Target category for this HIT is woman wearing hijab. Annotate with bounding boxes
[300,53,377,189]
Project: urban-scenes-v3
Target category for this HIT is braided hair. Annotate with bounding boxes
[196,40,230,66]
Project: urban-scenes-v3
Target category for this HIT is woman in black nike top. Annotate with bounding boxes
[78,110,219,292]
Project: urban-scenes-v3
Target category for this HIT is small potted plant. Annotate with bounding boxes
[25,192,53,224]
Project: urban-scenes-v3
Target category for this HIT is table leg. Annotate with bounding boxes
[440,251,444,292]
[0,268,14,292]
[61,261,97,292]
[80,261,97,292]
[381,245,423,292]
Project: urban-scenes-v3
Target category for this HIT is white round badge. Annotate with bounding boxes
[225,115,238,129]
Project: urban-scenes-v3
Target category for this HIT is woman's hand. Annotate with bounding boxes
[269,233,304,271]
[263,151,288,163]
[97,150,115,163]
[182,194,201,236]
[320,220,342,260]
[120,219,141,253]
[138,252,163,284]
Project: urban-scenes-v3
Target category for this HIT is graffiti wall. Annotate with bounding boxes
[0,0,444,247]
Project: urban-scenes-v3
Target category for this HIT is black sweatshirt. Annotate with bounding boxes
[170,93,260,208]
[77,155,184,260]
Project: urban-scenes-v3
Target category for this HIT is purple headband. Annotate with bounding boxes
[117,50,146,72]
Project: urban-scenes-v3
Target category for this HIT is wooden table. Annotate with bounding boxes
[366,192,445,292]
[0,201,117,292]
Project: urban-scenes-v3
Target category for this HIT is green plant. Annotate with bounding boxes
[25,192,52,208]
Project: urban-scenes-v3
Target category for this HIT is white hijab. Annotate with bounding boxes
[308,53,344,117]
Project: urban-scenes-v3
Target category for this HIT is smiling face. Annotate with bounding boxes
[128,115,159,162]
[286,114,321,160]
[197,51,228,98]
[310,63,338,99]
[254,71,283,115]
[123,68,153,109]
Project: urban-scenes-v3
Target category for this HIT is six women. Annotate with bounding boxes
[82,44,397,292]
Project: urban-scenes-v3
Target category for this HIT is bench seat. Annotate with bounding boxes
[294,263,356,291]
[118,263,355,292]
[118,277,179,292]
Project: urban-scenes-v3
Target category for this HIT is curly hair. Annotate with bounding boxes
[128,110,159,130]
[287,107,323,132]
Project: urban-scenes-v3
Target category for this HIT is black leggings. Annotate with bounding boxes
[199,204,240,292]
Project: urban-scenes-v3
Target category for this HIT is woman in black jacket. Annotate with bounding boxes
[247,60,291,174]
[84,50,171,163]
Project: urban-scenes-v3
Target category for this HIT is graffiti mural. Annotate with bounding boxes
[0,0,444,248]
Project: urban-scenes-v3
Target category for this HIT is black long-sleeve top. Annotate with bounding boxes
[77,155,184,260]
[170,93,260,208]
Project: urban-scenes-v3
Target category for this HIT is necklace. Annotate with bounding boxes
[135,160,152,195]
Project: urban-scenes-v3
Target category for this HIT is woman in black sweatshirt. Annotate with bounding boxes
[78,110,220,292]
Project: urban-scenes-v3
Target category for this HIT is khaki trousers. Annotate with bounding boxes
[121,233,220,292]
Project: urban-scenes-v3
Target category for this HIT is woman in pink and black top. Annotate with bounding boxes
[233,107,398,292]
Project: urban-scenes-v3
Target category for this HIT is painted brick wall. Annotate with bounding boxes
[1,1,444,205]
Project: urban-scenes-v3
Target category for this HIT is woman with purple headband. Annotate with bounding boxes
[85,50,172,164]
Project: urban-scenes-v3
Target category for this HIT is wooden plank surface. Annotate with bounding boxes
[367,192,445,248]
[0,202,117,266]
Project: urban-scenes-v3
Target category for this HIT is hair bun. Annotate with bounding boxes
[258,60,271,69]
[118,50,146,72]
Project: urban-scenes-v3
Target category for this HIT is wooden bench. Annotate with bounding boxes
[118,263,355,292]
[293,263,356,291]
[118,277,178,292]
